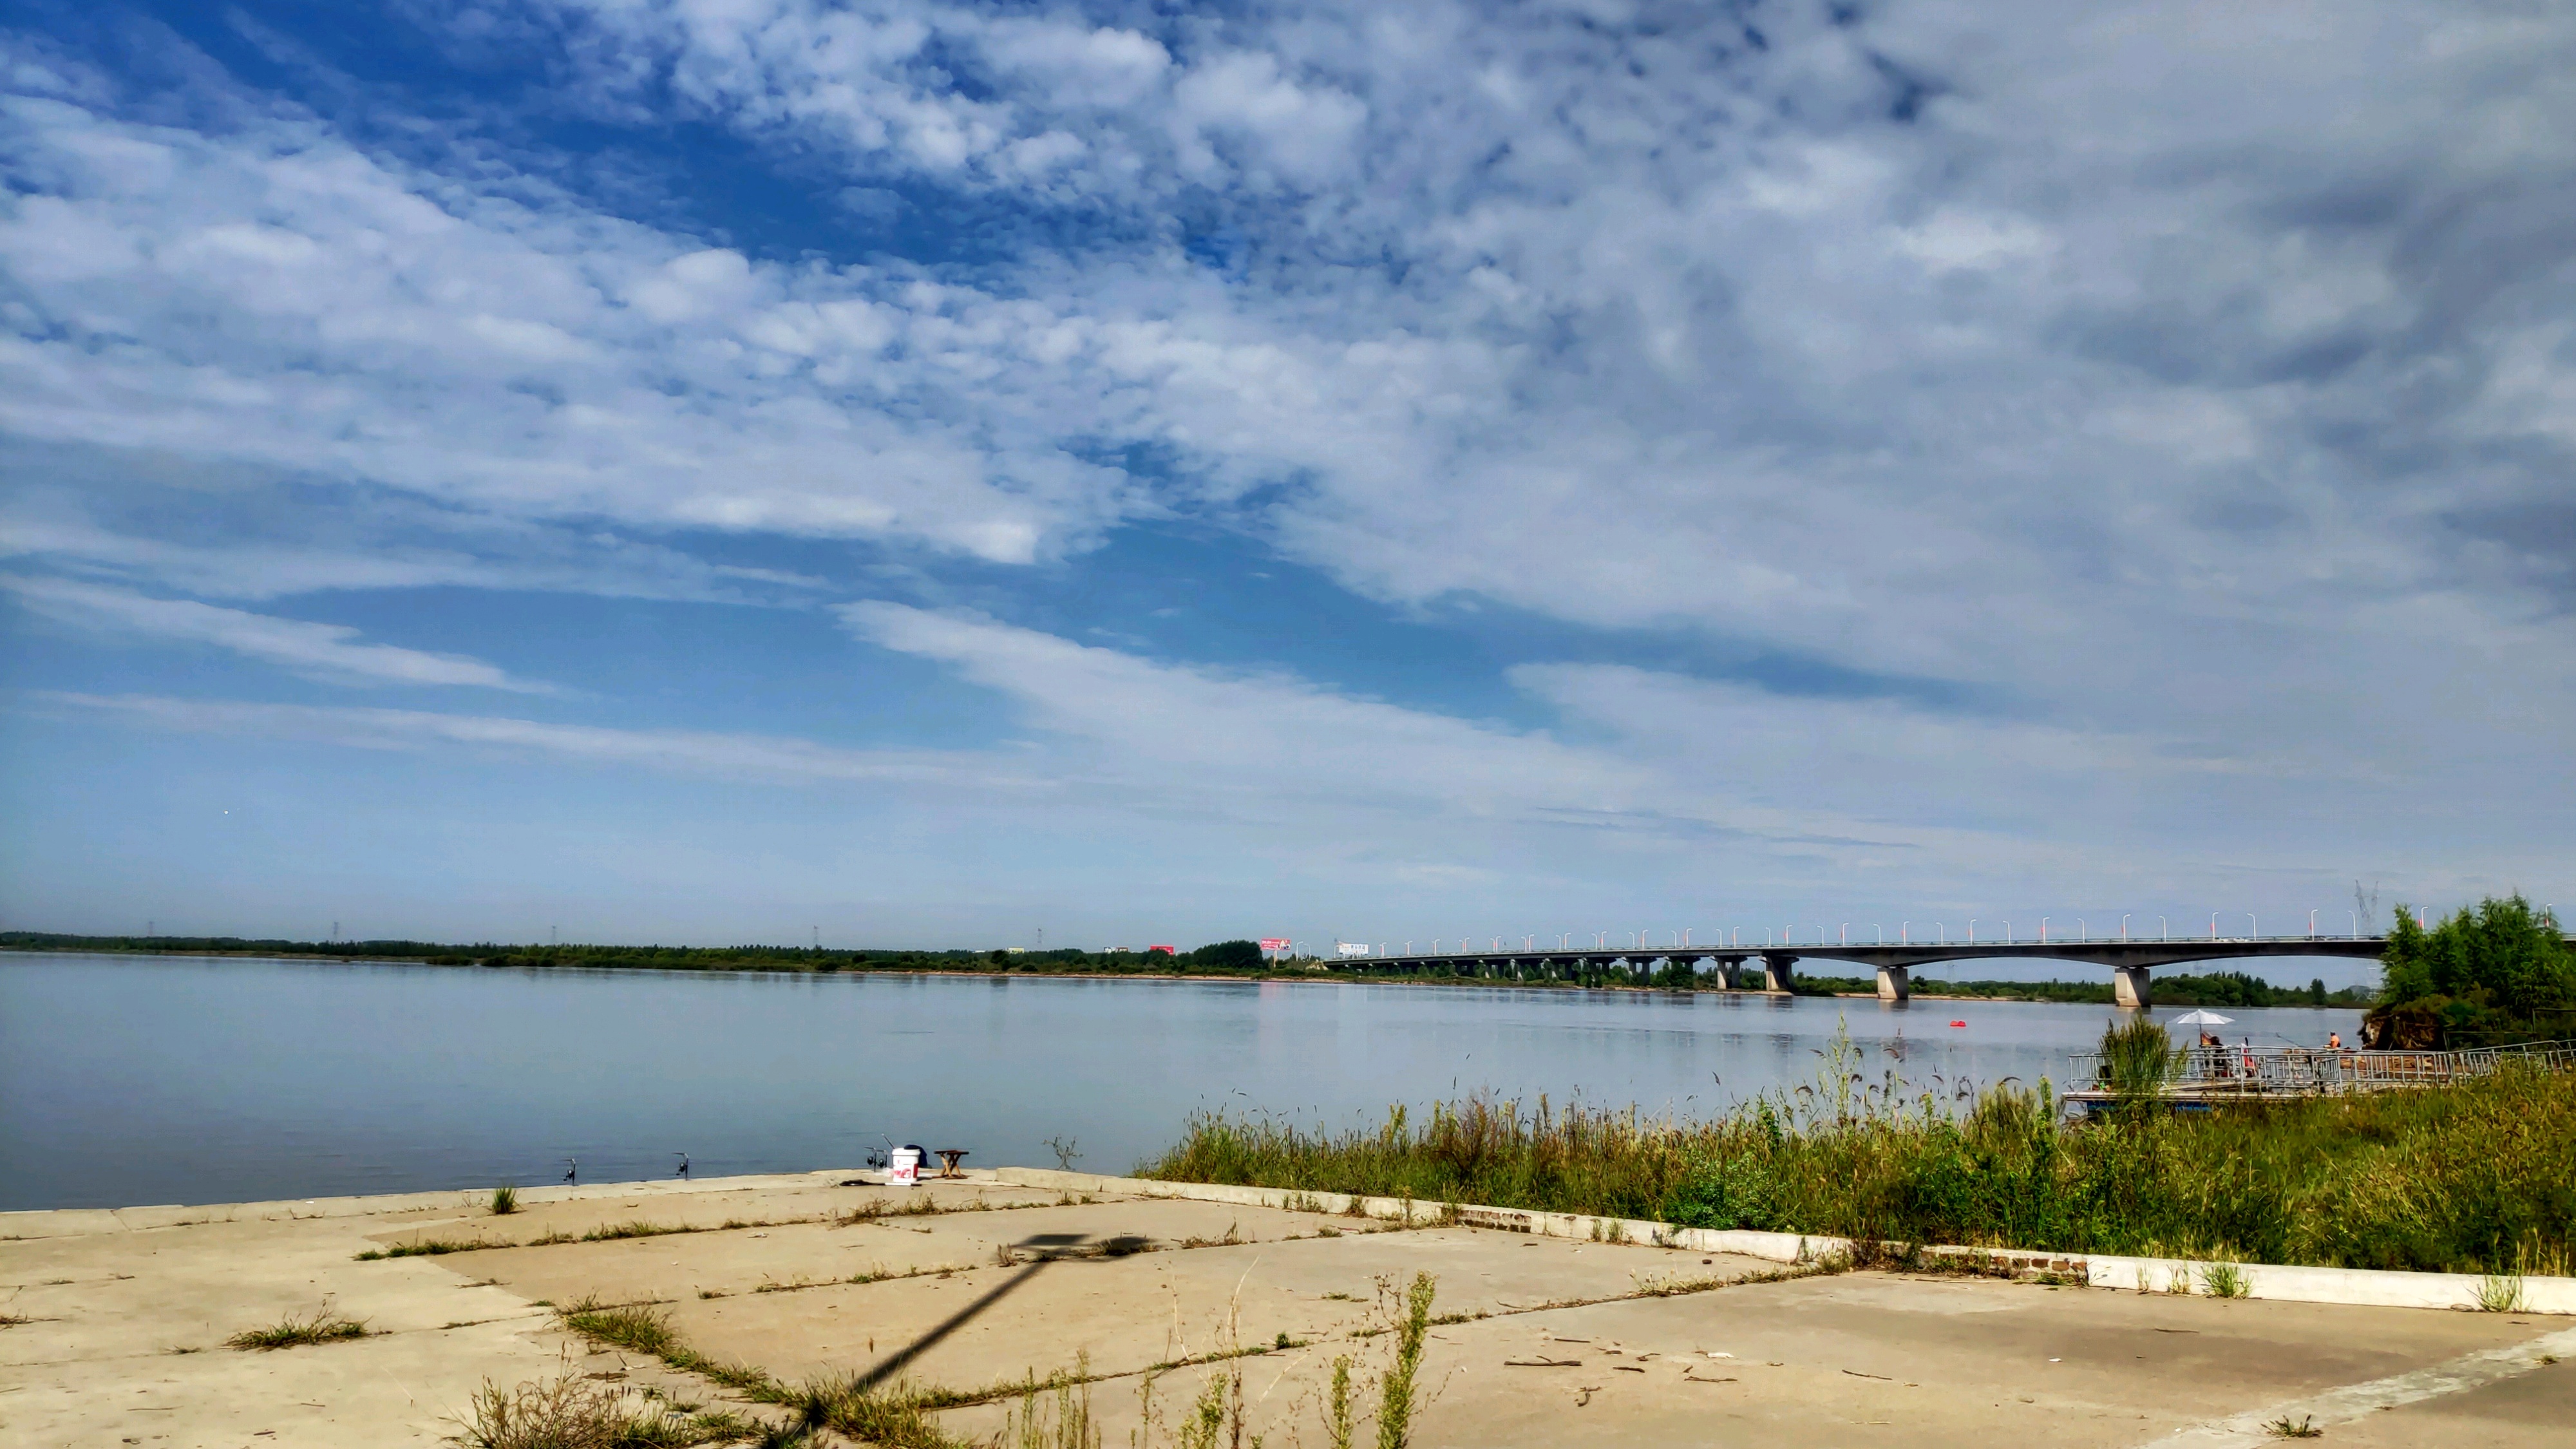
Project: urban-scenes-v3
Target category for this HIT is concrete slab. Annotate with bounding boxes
[2317,1350,2576,1448]
[614,1219,1778,1394]
[5,1173,2567,1449]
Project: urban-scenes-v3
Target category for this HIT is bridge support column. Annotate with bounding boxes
[1761,953,1798,993]
[2114,965,2152,1010]
[1877,965,1910,1002]
[1710,960,1739,990]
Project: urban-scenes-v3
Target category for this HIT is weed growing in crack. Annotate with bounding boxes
[999,1356,1100,1449]
[226,1307,369,1350]
[2474,1271,2527,1313]
[2199,1261,2250,1300]
[453,1371,759,1448]
[356,1236,511,1260]
[1372,1273,1435,1449]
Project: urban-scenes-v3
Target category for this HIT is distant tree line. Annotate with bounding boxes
[28,922,2560,1034]
[0,932,1283,977]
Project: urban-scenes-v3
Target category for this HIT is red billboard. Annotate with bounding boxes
[1258,938,1291,951]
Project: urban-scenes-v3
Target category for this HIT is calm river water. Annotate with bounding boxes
[0,952,2367,1211]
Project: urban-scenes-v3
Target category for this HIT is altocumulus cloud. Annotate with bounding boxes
[1,1,2571,938]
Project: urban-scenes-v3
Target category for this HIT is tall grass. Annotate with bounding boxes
[2095,1016,2181,1110]
[1139,1024,2576,1274]
[1372,1274,1434,1449]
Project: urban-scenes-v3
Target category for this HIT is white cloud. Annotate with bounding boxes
[33,591,2569,932]
[1171,52,1367,185]
[37,691,984,785]
[1890,208,2055,272]
[0,74,1129,565]
[3,575,548,691]
[4,3,2574,923]
[840,600,1651,819]
[828,603,2242,903]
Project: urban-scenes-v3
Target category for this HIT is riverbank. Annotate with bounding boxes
[1140,1063,2576,1276]
[1,934,2373,1007]
[7,1170,2570,1448]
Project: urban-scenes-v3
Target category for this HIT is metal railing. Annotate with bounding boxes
[2067,1039,2576,1099]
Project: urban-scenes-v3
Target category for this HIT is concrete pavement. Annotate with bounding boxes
[4,1171,2566,1447]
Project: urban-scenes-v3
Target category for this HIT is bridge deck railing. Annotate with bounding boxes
[2065,1039,2576,1099]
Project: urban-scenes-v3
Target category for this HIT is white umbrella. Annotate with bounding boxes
[2168,1009,2233,1026]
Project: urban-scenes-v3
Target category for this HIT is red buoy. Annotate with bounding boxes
[1949,1019,1967,1028]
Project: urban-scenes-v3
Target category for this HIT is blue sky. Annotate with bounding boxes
[2,0,2570,961]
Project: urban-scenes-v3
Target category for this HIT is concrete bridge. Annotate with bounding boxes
[1334,936,2396,1008]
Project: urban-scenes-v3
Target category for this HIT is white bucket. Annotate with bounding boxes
[887,1146,922,1187]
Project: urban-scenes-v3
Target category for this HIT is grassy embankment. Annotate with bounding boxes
[1,932,2371,1005]
[1139,1027,2575,1276]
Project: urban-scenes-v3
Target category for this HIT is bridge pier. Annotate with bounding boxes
[1877,965,1909,1001]
[1761,952,1798,993]
[2114,965,2152,1010]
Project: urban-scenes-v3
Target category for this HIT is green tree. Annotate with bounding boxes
[1189,939,1264,971]
[2380,895,2575,1016]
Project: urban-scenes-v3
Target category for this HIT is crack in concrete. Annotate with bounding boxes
[2143,1324,2576,1445]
